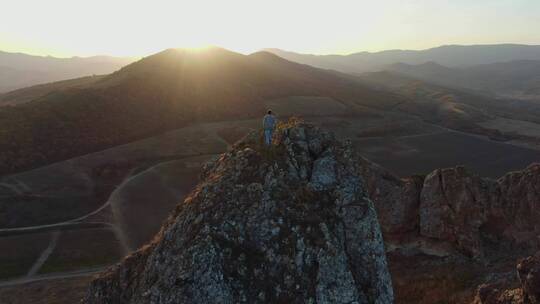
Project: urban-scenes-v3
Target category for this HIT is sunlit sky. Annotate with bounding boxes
[1,0,540,58]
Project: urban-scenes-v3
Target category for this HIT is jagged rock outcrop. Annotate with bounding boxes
[360,163,540,303]
[357,158,422,236]
[418,164,540,258]
[498,165,540,243]
[472,280,523,304]
[364,163,540,258]
[84,122,393,304]
[517,252,540,303]
[471,252,540,304]
[418,166,497,257]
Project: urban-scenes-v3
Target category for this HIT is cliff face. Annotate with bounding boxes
[364,163,540,258]
[360,156,540,303]
[357,158,422,236]
[84,122,393,304]
[420,165,540,258]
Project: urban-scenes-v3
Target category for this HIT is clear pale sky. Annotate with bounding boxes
[1,0,539,57]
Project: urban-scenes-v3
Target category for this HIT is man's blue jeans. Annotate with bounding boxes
[264,129,273,145]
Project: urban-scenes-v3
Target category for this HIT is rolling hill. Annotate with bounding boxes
[359,70,540,123]
[0,76,105,106]
[0,51,134,93]
[387,60,540,100]
[0,47,404,175]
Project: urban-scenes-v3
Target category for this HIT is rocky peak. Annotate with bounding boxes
[84,121,393,304]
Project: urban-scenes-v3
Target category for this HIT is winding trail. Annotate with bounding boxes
[0,178,30,196]
[0,267,106,288]
[0,152,219,235]
[0,124,242,288]
[26,231,60,277]
[0,152,222,288]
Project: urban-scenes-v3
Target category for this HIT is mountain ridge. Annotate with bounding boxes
[265,44,540,73]
[0,50,135,92]
[386,59,540,100]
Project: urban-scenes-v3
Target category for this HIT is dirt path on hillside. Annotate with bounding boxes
[0,151,226,288]
[0,178,31,195]
[26,231,61,277]
[0,152,221,235]
[0,267,105,288]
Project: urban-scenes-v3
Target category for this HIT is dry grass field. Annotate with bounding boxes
[264,96,347,116]
[0,276,93,304]
[111,156,216,249]
[479,117,540,138]
[0,232,51,280]
[354,130,540,177]
[39,228,124,274]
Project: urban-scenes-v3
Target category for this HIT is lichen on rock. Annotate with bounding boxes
[84,121,394,304]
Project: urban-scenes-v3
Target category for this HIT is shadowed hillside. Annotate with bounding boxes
[0,76,105,106]
[358,71,540,147]
[0,51,134,93]
[387,60,540,100]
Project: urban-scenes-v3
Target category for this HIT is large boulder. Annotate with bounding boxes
[498,164,540,244]
[418,166,496,257]
[84,122,393,304]
[357,157,421,236]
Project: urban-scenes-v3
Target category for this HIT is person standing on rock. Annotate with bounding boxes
[263,110,276,146]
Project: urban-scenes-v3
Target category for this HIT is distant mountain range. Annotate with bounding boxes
[0,50,135,92]
[266,44,540,73]
[386,60,540,100]
[5,44,540,95]
[3,45,540,175]
[267,44,540,101]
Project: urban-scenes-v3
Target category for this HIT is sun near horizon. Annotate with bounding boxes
[2,0,540,58]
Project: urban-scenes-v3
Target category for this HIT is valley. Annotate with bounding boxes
[1,46,540,303]
[1,93,540,302]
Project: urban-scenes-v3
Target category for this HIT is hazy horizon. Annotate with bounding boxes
[4,43,540,60]
[2,0,540,58]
